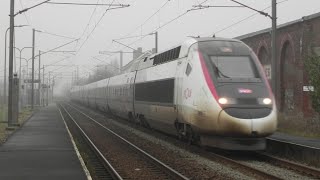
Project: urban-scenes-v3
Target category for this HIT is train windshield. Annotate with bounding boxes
[210,56,260,79]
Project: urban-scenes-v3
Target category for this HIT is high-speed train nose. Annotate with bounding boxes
[217,107,277,137]
[223,107,272,119]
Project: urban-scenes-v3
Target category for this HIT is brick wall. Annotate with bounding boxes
[240,15,320,119]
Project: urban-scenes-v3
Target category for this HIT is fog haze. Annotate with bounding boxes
[0,0,319,95]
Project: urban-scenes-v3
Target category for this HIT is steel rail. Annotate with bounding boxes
[207,152,284,180]
[65,102,190,180]
[58,103,123,180]
[69,101,283,179]
[267,138,320,150]
[255,152,320,178]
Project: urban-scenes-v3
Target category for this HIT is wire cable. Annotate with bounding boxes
[122,0,171,39]
[19,0,31,26]
[76,0,117,54]
[101,0,172,53]
[125,7,199,50]
[205,0,290,36]
[77,0,100,45]
[109,0,210,52]
[37,30,78,40]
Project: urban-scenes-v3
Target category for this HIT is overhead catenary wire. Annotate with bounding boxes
[99,0,171,59]
[109,0,211,50]
[25,38,79,66]
[230,0,272,18]
[19,0,31,26]
[76,0,125,54]
[123,6,200,51]
[36,30,78,40]
[35,38,79,59]
[115,0,209,42]
[38,56,73,73]
[101,1,204,64]
[45,2,128,6]
[120,0,171,39]
[77,0,100,48]
[15,0,51,16]
[203,0,290,36]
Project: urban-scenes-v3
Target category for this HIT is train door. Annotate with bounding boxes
[104,79,109,112]
[125,72,136,121]
[175,55,193,124]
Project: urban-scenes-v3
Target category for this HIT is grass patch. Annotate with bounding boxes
[18,107,33,124]
[277,112,320,138]
[0,123,8,143]
[0,107,34,144]
[0,107,7,122]
[277,128,320,139]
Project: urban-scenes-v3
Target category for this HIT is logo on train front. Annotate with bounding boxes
[238,88,252,94]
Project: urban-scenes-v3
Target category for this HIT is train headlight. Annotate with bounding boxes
[218,98,228,105]
[263,98,272,105]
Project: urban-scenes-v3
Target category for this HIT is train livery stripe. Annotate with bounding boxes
[198,51,219,100]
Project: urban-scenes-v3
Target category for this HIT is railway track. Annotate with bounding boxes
[58,103,122,180]
[208,150,320,180]
[205,151,284,180]
[58,102,189,180]
[254,152,320,178]
[64,103,282,179]
[65,101,320,179]
[266,137,320,168]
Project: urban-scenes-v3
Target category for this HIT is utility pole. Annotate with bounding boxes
[47,72,50,106]
[271,0,277,100]
[42,65,44,106]
[77,66,79,85]
[2,29,9,123]
[155,31,158,53]
[31,29,35,109]
[52,77,54,102]
[120,51,123,73]
[38,50,41,106]
[8,0,15,126]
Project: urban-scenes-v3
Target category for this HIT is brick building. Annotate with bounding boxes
[237,12,320,121]
[237,13,320,130]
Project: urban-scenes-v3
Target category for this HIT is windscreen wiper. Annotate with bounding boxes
[214,66,230,78]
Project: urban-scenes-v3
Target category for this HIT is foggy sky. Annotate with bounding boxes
[0,0,319,95]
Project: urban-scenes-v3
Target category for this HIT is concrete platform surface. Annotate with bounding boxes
[270,132,320,149]
[0,104,87,180]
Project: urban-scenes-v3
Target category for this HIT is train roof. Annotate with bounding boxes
[194,37,241,42]
[134,37,244,71]
[70,37,244,89]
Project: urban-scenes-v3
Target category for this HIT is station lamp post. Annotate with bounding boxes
[14,47,32,78]
[2,25,28,123]
[7,0,50,126]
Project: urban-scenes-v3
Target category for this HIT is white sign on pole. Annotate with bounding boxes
[263,64,272,80]
[303,86,314,92]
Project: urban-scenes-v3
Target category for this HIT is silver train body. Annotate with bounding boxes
[70,37,277,150]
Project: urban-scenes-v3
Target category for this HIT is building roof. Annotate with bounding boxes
[236,11,320,40]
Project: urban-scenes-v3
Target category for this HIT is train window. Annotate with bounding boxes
[210,56,260,78]
[135,79,174,104]
[186,63,192,76]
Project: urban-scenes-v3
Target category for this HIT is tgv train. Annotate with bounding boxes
[70,37,277,150]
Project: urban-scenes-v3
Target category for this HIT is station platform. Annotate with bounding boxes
[269,132,320,149]
[0,104,88,180]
